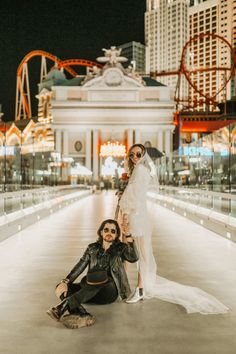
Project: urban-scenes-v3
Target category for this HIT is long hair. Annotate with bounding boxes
[127,143,146,175]
[97,219,121,243]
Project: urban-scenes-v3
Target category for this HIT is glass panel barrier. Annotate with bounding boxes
[1,185,90,216]
[156,122,236,217]
[0,119,93,193]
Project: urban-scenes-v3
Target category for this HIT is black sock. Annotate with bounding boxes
[139,288,143,296]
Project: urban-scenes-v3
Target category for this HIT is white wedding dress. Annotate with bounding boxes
[119,153,229,314]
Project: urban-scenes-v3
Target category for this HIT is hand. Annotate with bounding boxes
[123,214,129,225]
[121,214,130,235]
[55,282,68,299]
[115,191,123,199]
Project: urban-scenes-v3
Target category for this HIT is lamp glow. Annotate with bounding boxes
[100,141,126,157]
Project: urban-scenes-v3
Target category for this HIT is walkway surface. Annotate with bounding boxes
[0,191,236,354]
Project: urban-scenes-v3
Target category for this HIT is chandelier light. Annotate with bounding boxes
[100,141,126,157]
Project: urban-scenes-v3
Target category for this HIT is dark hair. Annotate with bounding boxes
[127,143,146,174]
[97,219,121,243]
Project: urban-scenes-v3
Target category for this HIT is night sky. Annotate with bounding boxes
[0,0,146,121]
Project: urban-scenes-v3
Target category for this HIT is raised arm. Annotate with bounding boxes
[120,241,139,263]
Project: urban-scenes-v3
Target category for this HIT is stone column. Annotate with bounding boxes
[135,129,141,144]
[127,129,133,151]
[157,130,163,153]
[63,130,68,156]
[86,129,91,170]
[164,129,171,156]
[55,130,62,154]
[93,130,99,180]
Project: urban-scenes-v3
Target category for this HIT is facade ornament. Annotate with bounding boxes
[83,46,144,86]
[97,46,128,65]
[82,65,102,84]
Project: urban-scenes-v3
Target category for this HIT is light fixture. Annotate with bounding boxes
[100,141,126,157]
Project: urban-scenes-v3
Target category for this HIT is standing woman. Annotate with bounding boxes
[119,143,155,303]
[119,143,229,314]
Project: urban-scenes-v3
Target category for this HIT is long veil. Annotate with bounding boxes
[120,151,229,314]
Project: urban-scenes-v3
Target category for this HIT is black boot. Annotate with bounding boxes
[46,299,69,321]
[70,303,92,318]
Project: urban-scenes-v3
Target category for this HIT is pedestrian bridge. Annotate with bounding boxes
[0,191,235,354]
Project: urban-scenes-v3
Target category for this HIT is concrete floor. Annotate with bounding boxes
[0,191,236,354]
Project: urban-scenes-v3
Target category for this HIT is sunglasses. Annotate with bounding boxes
[129,152,143,159]
[103,227,116,234]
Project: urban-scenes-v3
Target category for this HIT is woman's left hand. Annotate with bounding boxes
[115,191,123,199]
[121,214,130,234]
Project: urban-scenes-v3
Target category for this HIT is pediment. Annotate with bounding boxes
[83,68,143,88]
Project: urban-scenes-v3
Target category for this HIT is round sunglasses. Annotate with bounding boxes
[103,227,117,234]
[129,152,143,159]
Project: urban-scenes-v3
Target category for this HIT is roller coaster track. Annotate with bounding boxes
[16,50,101,120]
[151,33,236,111]
[16,34,236,120]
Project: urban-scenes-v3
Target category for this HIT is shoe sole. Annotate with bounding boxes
[126,298,144,304]
[60,314,95,329]
[46,309,60,321]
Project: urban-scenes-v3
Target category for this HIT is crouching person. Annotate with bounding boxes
[47,218,138,329]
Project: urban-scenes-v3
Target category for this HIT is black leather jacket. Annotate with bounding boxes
[66,240,139,299]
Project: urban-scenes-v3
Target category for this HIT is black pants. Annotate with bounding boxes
[65,276,118,313]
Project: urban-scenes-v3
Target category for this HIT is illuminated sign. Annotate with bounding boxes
[180,146,228,157]
[180,146,212,156]
[100,141,126,157]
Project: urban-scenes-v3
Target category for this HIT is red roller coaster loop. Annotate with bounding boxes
[15,50,102,120]
[152,33,236,111]
[178,33,236,110]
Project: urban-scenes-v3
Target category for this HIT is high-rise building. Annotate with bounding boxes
[145,0,189,99]
[232,0,236,97]
[189,0,235,110]
[145,0,236,111]
[189,0,211,6]
[219,0,235,99]
[118,41,145,73]
[188,0,219,111]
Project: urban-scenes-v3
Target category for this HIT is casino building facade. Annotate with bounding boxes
[38,47,175,179]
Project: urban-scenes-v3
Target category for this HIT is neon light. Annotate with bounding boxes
[180,146,213,156]
[180,146,229,157]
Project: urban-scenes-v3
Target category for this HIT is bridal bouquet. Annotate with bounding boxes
[117,172,129,192]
